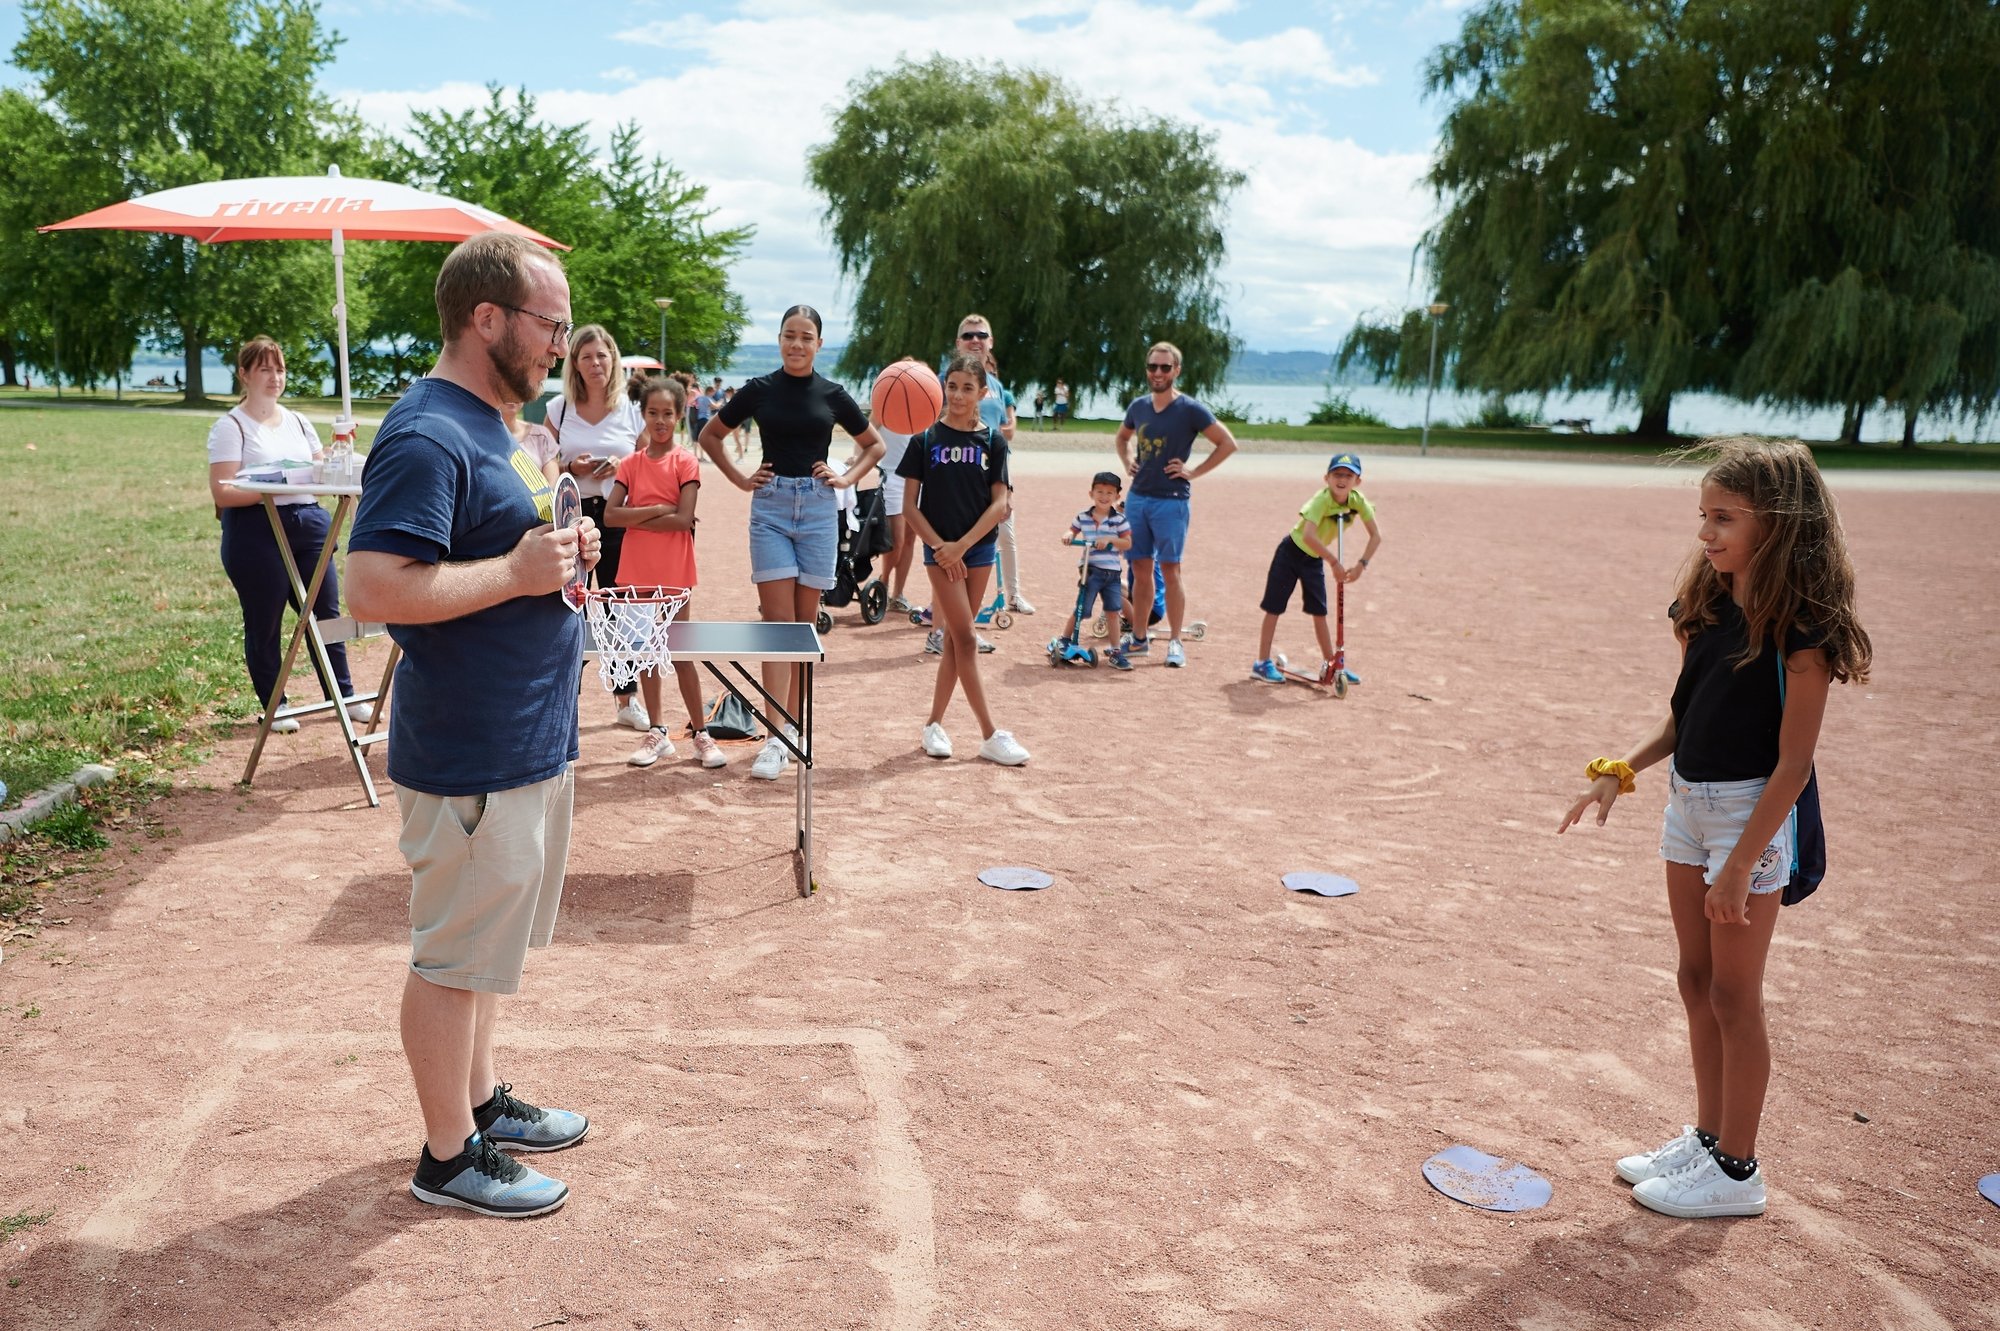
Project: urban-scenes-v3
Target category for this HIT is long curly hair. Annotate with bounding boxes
[1669,438,1872,684]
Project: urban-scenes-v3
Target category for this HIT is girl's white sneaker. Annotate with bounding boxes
[921,723,952,759]
[977,730,1030,766]
[1631,1150,1766,1219]
[1616,1126,1708,1184]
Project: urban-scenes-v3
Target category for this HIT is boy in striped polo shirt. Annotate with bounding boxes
[1062,471,1135,671]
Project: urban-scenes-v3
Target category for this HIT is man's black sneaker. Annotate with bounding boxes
[409,1131,568,1218]
[474,1082,590,1153]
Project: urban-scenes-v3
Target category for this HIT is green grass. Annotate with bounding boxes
[0,407,345,811]
[1041,414,2000,466]
[1,1210,53,1239]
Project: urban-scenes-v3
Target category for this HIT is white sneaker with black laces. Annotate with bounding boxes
[977,730,1030,766]
[1008,594,1037,614]
[1617,1126,1708,1185]
[1631,1149,1766,1218]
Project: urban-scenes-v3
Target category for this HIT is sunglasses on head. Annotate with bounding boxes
[958,330,991,340]
[1146,362,1175,373]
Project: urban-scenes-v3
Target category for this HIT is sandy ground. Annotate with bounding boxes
[3,444,1996,1331]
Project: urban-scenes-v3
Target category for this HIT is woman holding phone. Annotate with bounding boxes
[547,322,646,730]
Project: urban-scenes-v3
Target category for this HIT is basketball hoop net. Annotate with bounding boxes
[583,586,692,692]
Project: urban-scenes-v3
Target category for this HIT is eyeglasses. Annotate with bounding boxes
[498,303,575,348]
[1146,363,1176,373]
[958,330,991,341]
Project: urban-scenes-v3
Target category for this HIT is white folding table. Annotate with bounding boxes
[590,620,826,896]
[224,478,395,807]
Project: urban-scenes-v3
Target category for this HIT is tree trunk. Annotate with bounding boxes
[1634,395,1672,439]
[181,332,205,406]
[1839,403,1863,446]
[1902,406,1918,449]
[0,334,16,387]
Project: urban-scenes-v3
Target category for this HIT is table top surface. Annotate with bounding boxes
[225,478,362,497]
[592,619,825,663]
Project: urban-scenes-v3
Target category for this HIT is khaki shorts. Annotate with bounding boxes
[395,768,574,995]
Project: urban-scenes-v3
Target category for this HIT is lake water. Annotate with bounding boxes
[125,353,1982,445]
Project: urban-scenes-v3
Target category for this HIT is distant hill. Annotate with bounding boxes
[725,345,1349,386]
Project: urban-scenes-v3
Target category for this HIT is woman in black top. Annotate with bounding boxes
[699,305,883,780]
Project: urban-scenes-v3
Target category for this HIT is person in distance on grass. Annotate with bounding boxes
[1558,438,1872,1222]
[347,232,599,1220]
[1113,342,1238,668]
[205,336,369,734]
[607,376,727,771]
[899,352,1029,765]
[1059,471,1134,671]
[1251,453,1381,684]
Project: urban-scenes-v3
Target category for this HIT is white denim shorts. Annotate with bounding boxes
[1659,764,1792,894]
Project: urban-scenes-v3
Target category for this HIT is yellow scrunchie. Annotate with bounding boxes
[1586,758,1638,794]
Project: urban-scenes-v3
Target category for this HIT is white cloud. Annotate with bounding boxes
[336,0,1433,348]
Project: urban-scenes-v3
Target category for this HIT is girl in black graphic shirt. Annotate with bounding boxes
[1560,439,1871,1222]
[896,353,1028,766]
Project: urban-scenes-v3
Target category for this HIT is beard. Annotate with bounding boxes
[489,321,544,404]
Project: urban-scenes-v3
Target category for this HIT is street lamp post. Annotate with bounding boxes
[654,296,673,366]
[1420,301,1449,457]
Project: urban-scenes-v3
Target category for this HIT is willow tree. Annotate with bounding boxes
[1343,0,2000,442]
[808,57,1243,397]
[1343,1,1747,437]
[1723,1,2000,444]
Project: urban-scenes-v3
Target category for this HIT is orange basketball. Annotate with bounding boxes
[869,359,943,436]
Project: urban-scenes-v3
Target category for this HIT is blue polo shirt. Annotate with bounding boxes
[349,378,582,797]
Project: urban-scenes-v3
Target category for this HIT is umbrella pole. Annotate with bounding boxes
[331,227,353,422]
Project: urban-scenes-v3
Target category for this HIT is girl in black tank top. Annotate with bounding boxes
[1557,439,1871,1222]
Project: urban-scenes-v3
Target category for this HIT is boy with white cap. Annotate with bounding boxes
[1251,452,1382,683]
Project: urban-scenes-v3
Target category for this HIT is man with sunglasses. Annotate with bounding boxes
[1113,342,1238,667]
[348,232,600,1220]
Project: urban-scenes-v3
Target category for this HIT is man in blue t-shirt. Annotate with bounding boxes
[347,232,600,1221]
[1113,341,1238,667]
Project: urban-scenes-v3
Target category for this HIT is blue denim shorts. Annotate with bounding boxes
[923,537,998,568]
[749,476,837,589]
[1125,492,1190,564]
[1660,765,1793,894]
[1076,564,1124,616]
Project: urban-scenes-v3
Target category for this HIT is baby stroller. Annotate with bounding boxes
[818,474,892,631]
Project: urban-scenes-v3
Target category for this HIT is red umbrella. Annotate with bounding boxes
[41,165,567,422]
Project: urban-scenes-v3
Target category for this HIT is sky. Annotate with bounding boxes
[1,0,1478,351]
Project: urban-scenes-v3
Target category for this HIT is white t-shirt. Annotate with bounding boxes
[547,395,642,499]
[206,406,321,505]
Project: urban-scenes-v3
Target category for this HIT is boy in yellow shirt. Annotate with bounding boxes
[1252,453,1382,683]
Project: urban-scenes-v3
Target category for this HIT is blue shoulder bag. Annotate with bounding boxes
[1776,651,1827,906]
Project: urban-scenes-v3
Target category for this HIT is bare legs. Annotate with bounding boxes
[925,562,997,739]
[1127,559,1185,643]
[755,577,818,726]
[402,972,501,1159]
[1665,863,1781,1159]
[885,514,914,601]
